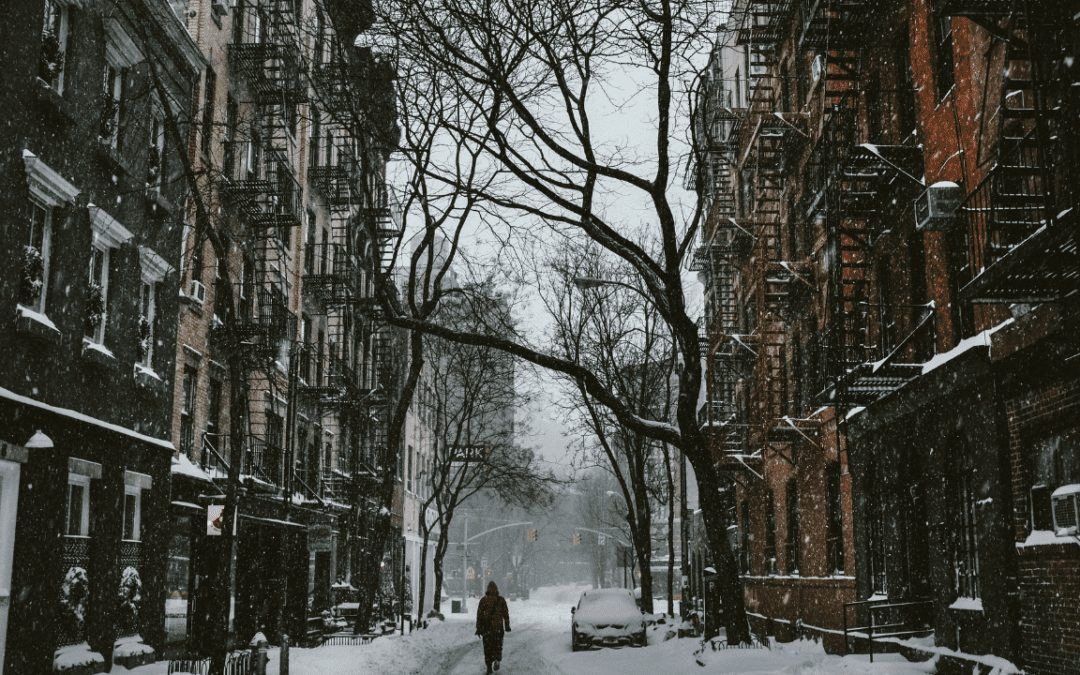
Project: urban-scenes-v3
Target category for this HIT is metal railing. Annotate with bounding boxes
[841,597,933,661]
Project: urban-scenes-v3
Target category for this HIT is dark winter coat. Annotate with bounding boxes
[475,582,511,635]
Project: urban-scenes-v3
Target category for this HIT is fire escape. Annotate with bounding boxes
[303,24,403,502]
[735,0,817,457]
[944,0,1078,303]
[804,1,935,408]
[214,0,309,492]
[691,32,761,482]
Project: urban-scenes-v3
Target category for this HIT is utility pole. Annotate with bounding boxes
[461,515,469,610]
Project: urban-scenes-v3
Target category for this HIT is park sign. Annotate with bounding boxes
[450,444,489,463]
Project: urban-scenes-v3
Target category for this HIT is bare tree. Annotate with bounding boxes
[413,293,557,623]
[539,245,678,614]
[369,0,752,642]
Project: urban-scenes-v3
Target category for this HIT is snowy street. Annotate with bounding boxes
[131,586,938,674]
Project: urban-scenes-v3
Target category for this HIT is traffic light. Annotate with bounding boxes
[572,531,582,545]
[526,528,538,542]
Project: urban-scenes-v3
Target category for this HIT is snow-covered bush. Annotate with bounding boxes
[137,315,151,361]
[84,283,105,336]
[39,28,64,83]
[118,566,143,631]
[146,145,161,184]
[20,245,44,305]
[59,566,90,638]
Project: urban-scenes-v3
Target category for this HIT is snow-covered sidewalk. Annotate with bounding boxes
[129,585,940,674]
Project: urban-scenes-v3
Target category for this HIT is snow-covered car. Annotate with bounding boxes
[570,588,647,651]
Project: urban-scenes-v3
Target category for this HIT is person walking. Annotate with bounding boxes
[475,581,511,673]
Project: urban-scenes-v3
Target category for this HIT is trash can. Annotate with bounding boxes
[452,599,462,614]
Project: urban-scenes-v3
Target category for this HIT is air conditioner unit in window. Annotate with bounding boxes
[915,181,964,231]
[189,279,207,305]
[811,54,825,83]
[1051,484,1080,536]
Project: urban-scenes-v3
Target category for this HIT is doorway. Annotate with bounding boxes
[0,459,22,675]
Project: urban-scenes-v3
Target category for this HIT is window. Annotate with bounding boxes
[267,411,284,481]
[954,472,981,598]
[200,68,217,156]
[122,488,141,541]
[101,63,125,146]
[314,9,326,65]
[764,490,777,575]
[139,281,156,367]
[223,97,238,175]
[180,365,198,456]
[206,377,222,440]
[40,0,70,92]
[931,6,955,100]
[407,445,414,493]
[1030,427,1080,530]
[66,476,91,536]
[305,210,317,274]
[868,477,888,594]
[826,463,845,574]
[24,200,53,311]
[785,478,800,575]
[148,115,166,189]
[85,246,110,344]
[738,502,750,574]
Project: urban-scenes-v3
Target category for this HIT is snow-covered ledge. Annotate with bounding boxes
[82,337,117,368]
[1017,529,1080,549]
[15,303,61,345]
[134,362,163,391]
[948,596,984,612]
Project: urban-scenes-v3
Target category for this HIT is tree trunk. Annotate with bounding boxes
[664,445,676,616]
[432,527,449,614]
[691,457,750,644]
[416,514,431,626]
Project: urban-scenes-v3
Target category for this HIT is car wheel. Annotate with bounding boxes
[636,630,647,647]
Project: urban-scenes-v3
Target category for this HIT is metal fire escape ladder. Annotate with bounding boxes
[956,0,1077,302]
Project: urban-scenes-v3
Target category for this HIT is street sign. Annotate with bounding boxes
[598,533,606,546]
[467,566,476,580]
[450,445,489,463]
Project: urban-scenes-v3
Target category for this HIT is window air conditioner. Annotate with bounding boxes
[915,181,964,231]
[189,279,207,305]
[1051,484,1080,536]
[811,54,825,83]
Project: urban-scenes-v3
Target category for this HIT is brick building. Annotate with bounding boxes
[694,0,1077,671]
[0,0,203,671]
[160,0,405,656]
